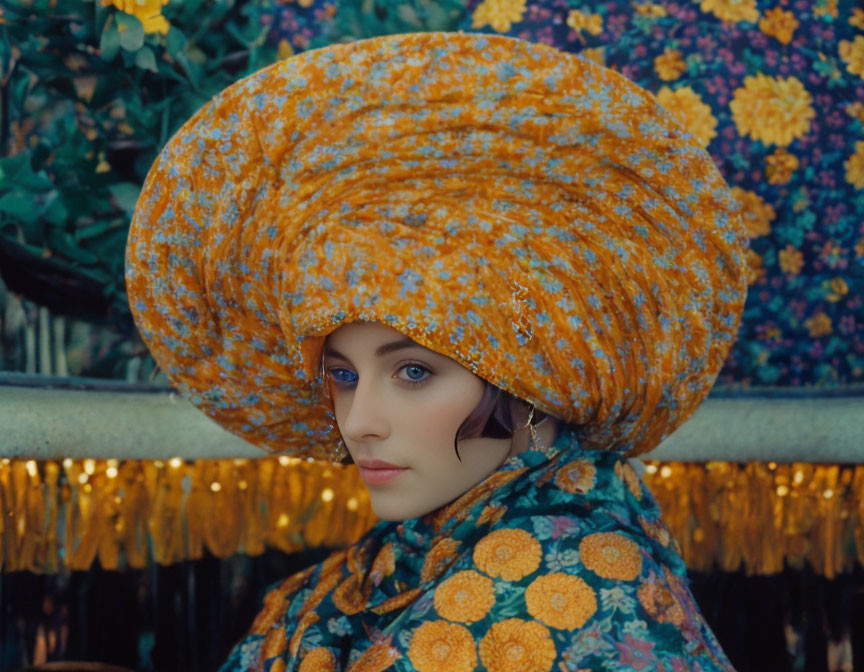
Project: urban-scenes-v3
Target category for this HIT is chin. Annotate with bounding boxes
[369,498,431,522]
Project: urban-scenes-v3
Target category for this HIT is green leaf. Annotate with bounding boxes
[135,45,158,72]
[99,19,121,61]
[165,25,187,58]
[0,190,38,220]
[116,12,145,52]
[49,231,101,265]
[108,182,142,214]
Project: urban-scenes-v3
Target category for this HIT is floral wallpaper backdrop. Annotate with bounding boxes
[1,0,862,389]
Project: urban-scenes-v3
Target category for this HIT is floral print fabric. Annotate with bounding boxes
[126,31,748,460]
[218,427,736,671]
[453,0,864,387]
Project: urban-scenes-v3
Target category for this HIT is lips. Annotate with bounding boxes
[356,459,409,485]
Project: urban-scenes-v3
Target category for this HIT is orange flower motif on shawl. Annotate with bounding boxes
[431,468,527,532]
[370,542,396,585]
[289,612,319,658]
[525,573,597,630]
[298,647,337,672]
[554,459,596,494]
[249,565,314,634]
[614,460,644,500]
[332,573,371,615]
[478,618,557,672]
[433,570,496,623]
[420,538,461,583]
[637,575,686,627]
[579,532,643,581]
[346,634,401,672]
[261,627,288,659]
[638,515,672,548]
[407,620,477,672]
[370,587,424,616]
[473,529,542,581]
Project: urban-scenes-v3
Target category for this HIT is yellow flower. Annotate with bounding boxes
[656,86,717,148]
[758,7,798,44]
[579,532,643,581]
[845,140,864,188]
[635,3,668,18]
[407,621,477,672]
[579,47,606,66]
[814,0,838,20]
[846,101,864,124]
[765,148,799,185]
[299,647,337,672]
[101,0,171,35]
[554,458,596,494]
[637,579,685,626]
[434,570,496,623]
[478,618,557,672]
[346,635,401,672]
[746,248,765,285]
[421,538,461,582]
[851,8,864,30]
[730,187,776,238]
[698,0,759,23]
[525,573,597,629]
[778,245,804,275]
[826,277,849,302]
[567,10,604,35]
[804,312,832,338]
[477,503,508,526]
[729,74,815,147]
[839,36,864,78]
[277,38,294,60]
[471,0,527,33]
[473,528,542,581]
[654,48,687,81]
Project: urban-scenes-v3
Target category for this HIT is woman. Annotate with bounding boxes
[126,31,747,671]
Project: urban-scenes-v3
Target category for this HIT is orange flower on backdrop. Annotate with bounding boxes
[101,0,170,34]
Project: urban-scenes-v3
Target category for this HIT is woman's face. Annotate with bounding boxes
[322,320,518,521]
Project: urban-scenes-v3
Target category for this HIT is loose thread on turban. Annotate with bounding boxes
[0,457,860,578]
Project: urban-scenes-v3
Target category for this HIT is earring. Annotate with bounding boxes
[526,405,555,458]
[332,437,347,462]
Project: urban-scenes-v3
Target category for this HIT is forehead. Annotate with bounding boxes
[323,321,434,358]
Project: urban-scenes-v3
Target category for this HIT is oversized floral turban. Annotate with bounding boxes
[125,31,749,459]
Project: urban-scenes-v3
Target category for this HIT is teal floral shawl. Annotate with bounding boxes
[219,428,736,672]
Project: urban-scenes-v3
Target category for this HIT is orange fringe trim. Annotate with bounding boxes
[1,458,861,577]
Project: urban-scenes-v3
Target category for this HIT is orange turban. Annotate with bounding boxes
[125,31,749,459]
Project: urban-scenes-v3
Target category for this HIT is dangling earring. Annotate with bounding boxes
[525,403,555,458]
[332,437,347,462]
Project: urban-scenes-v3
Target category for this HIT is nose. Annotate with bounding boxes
[339,374,390,443]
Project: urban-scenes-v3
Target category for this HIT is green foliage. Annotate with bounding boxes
[0,0,282,331]
[309,0,467,48]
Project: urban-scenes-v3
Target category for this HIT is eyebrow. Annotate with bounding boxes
[323,338,427,361]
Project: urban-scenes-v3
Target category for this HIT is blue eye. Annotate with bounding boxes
[328,368,358,385]
[399,363,431,385]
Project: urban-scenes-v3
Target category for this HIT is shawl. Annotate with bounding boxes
[218,427,736,672]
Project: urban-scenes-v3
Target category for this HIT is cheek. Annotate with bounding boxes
[393,377,484,448]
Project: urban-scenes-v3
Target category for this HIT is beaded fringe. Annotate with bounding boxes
[1,458,861,577]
